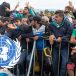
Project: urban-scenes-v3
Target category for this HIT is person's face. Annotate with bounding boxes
[72,18,76,25]
[31,20,37,28]
[47,12,51,18]
[21,18,28,24]
[65,6,72,13]
[23,8,29,14]
[54,14,63,24]
[15,20,21,26]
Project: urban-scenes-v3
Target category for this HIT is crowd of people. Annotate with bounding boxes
[0,1,76,76]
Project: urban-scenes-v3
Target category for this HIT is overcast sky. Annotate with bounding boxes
[0,0,76,10]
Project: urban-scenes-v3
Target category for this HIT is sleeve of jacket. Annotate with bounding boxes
[21,26,34,38]
[62,22,74,42]
[48,24,55,35]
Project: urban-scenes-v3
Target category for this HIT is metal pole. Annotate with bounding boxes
[26,42,28,75]
[27,41,36,76]
[57,43,61,76]
[41,40,44,76]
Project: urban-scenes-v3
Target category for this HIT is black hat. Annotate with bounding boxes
[14,17,21,21]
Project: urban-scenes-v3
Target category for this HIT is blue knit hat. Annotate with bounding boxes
[11,12,17,18]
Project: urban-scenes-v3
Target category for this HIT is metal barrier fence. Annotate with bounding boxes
[4,39,76,76]
[9,39,52,76]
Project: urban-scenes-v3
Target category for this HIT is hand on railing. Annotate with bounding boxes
[26,38,30,42]
[33,36,39,40]
[49,35,55,45]
[56,37,62,43]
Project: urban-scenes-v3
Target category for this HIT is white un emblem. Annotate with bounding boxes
[0,35,21,68]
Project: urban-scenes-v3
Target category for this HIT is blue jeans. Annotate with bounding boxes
[51,47,69,76]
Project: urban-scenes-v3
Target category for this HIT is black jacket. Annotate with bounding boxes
[0,2,10,17]
[49,18,74,48]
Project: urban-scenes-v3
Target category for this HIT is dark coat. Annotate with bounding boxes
[49,18,73,48]
[0,2,10,17]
